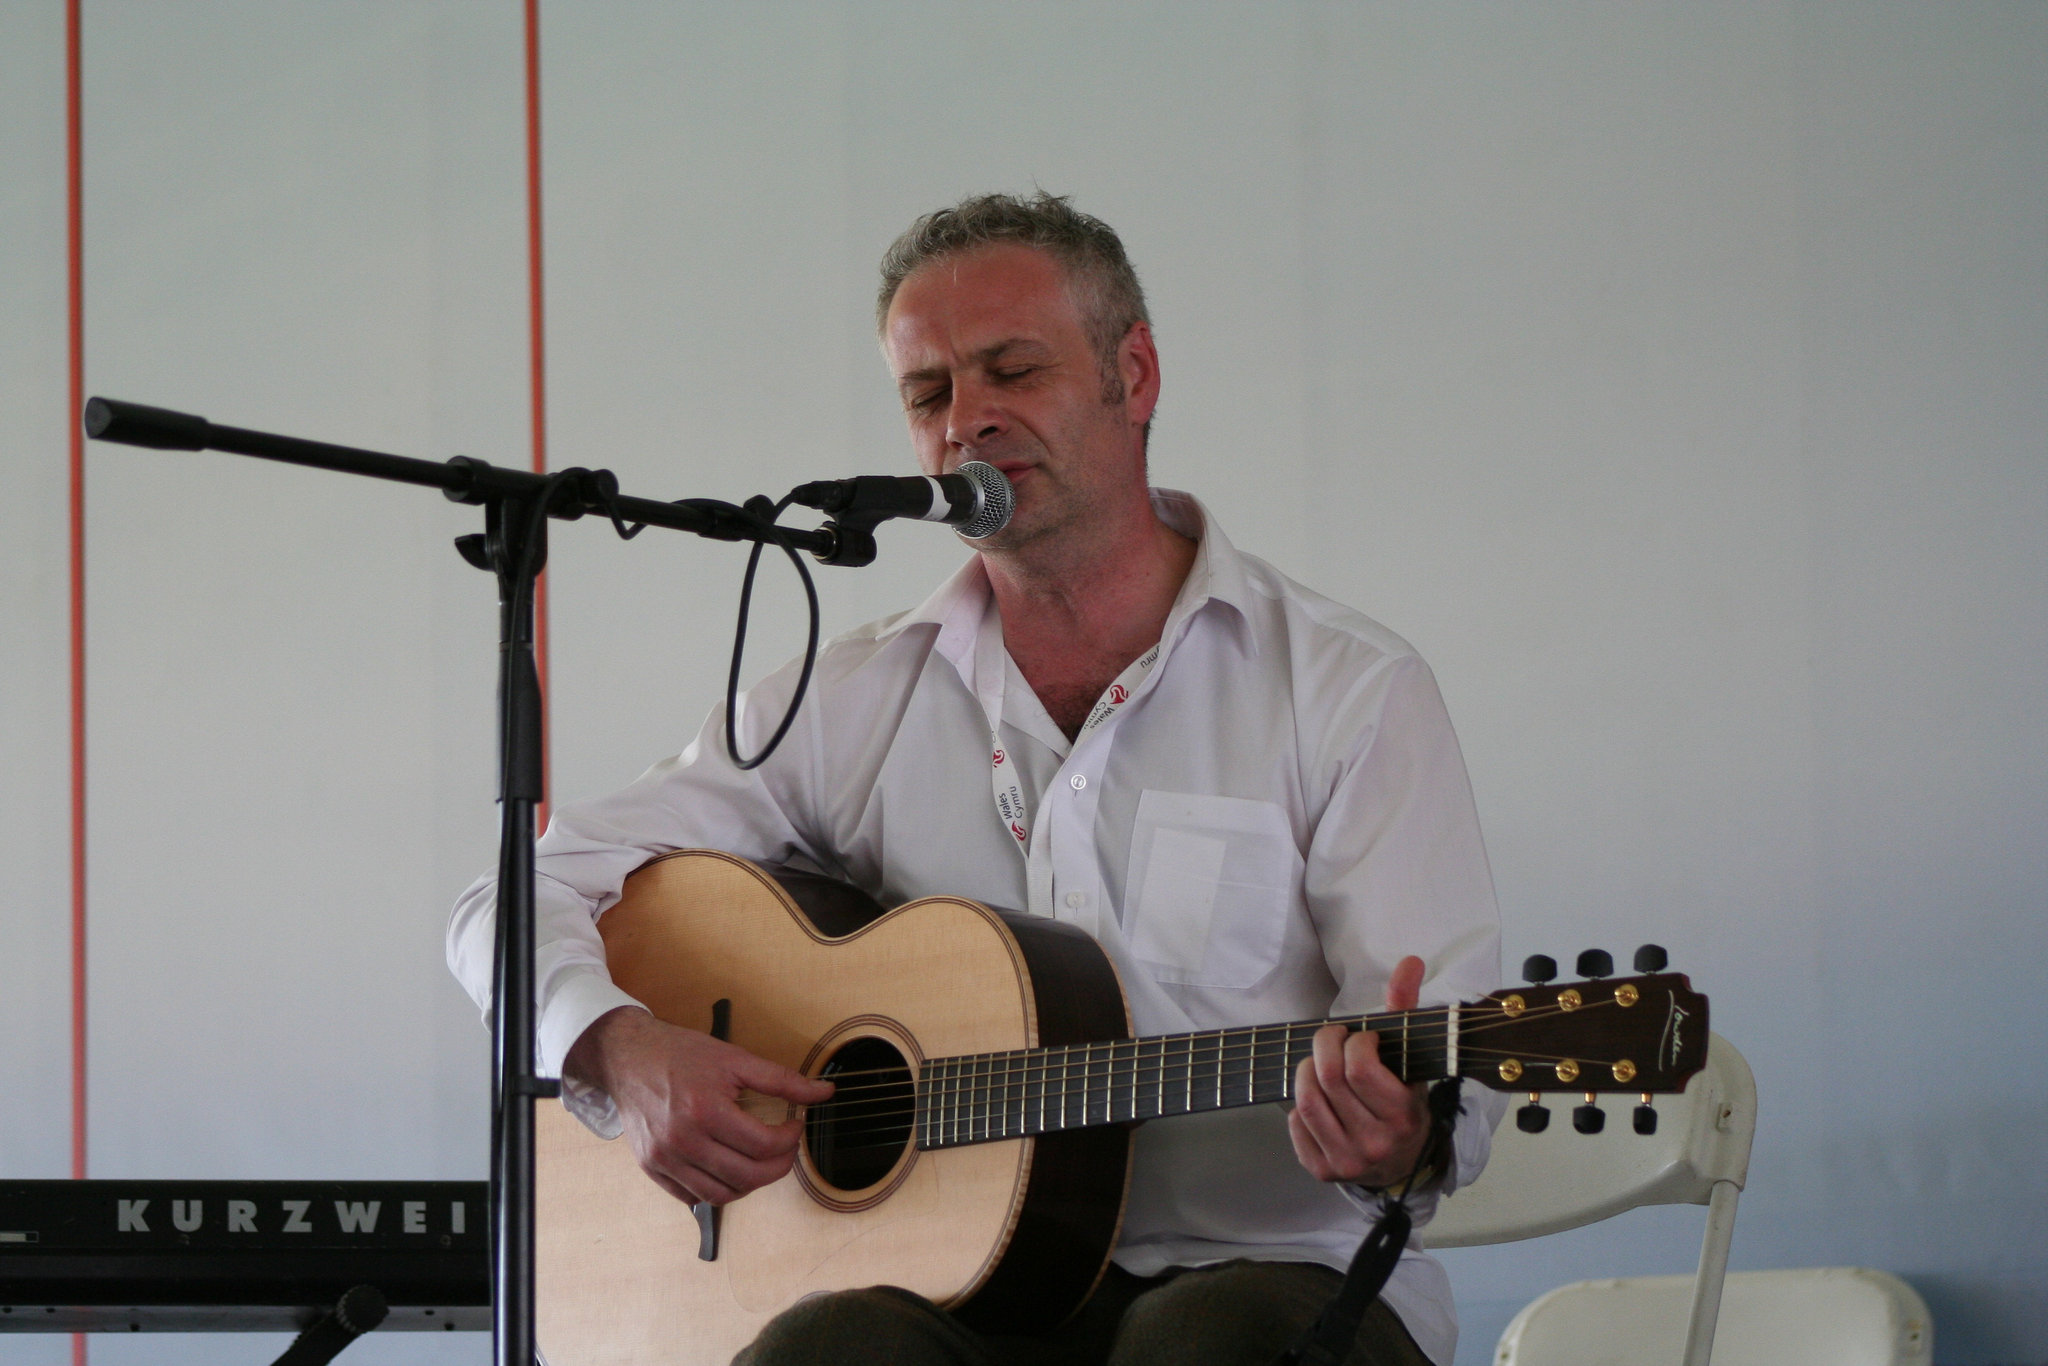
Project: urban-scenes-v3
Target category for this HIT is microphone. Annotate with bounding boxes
[789,460,1013,540]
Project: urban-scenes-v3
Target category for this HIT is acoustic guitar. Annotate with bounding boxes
[535,850,1708,1365]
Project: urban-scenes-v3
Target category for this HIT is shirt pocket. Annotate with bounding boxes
[1123,791,1301,989]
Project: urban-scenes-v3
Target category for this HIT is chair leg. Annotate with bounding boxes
[1680,1181,1741,1366]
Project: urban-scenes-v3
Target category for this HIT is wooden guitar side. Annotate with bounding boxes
[535,851,1133,1366]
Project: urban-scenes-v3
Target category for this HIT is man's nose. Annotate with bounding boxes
[945,379,1006,450]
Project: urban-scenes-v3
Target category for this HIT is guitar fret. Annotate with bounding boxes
[1145,1037,1162,1120]
[949,1057,962,1144]
[986,1053,999,1140]
[956,1057,969,1146]
[985,1053,998,1141]
[1099,1042,1115,1126]
[1087,1043,1103,1127]
[971,1055,985,1144]
[958,1057,971,1146]
[1103,1042,1117,1124]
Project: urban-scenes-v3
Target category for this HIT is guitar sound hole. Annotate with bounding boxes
[807,1036,915,1192]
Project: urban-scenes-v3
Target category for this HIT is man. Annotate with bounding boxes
[449,193,1501,1365]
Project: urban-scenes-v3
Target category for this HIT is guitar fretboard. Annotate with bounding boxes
[915,1008,1459,1150]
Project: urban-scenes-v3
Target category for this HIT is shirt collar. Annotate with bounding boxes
[1151,488,1257,651]
[873,487,1260,667]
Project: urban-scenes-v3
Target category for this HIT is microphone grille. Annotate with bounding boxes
[955,461,1013,539]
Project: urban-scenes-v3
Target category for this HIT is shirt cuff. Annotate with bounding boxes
[538,969,650,1141]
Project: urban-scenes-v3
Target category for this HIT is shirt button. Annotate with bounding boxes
[1064,891,1087,909]
[1069,774,1088,790]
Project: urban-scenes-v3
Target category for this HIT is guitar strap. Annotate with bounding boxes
[1274,1077,1466,1366]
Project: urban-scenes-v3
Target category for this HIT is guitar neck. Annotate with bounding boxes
[915,1008,1457,1151]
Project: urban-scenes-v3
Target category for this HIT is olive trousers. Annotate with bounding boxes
[730,1259,1432,1366]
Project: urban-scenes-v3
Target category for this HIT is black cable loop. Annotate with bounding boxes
[723,493,821,771]
[511,473,818,773]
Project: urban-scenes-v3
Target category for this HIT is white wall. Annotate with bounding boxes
[2,4,2042,1364]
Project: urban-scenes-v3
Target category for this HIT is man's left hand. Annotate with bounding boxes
[1286,954,1432,1188]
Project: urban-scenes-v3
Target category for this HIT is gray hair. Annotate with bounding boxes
[876,192,1151,400]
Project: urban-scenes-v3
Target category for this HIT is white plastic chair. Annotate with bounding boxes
[1430,1032,1756,1366]
[1495,1267,1932,1366]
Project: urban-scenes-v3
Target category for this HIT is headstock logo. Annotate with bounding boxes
[1661,992,1690,1072]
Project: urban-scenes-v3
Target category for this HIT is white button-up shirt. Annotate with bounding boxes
[449,490,1502,1365]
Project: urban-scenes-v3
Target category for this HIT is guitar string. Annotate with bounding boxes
[782,1040,1646,1138]
[801,1074,1652,1148]
[798,1033,1670,1155]
[796,999,1599,1092]
[828,994,1622,1086]
[795,1044,1656,1138]
[796,1038,1635,1128]
[775,997,1651,1140]
[799,1025,1635,1118]
[796,996,1633,1101]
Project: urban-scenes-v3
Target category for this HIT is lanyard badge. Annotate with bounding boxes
[976,599,1161,855]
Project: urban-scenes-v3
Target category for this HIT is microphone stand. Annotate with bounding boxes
[82,398,842,1366]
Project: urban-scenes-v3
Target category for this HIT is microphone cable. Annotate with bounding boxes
[720,492,820,771]
[545,474,822,774]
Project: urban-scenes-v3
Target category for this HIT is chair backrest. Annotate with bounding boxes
[1430,1032,1755,1247]
[1496,1267,1933,1366]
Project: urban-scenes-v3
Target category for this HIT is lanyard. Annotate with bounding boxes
[975,596,1161,908]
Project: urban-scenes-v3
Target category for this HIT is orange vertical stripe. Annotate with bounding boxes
[67,0,87,1361]
[66,0,86,1177]
[526,0,551,831]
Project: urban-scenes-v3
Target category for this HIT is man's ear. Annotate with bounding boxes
[1118,322,1161,427]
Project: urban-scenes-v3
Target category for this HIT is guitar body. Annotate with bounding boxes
[535,850,1134,1366]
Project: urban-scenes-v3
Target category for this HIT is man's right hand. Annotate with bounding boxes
[562,1006,834,1207]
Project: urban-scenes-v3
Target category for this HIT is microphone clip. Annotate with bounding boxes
[814,514,882,568]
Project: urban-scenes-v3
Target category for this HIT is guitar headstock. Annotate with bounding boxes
[1459,970,1708,1097]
